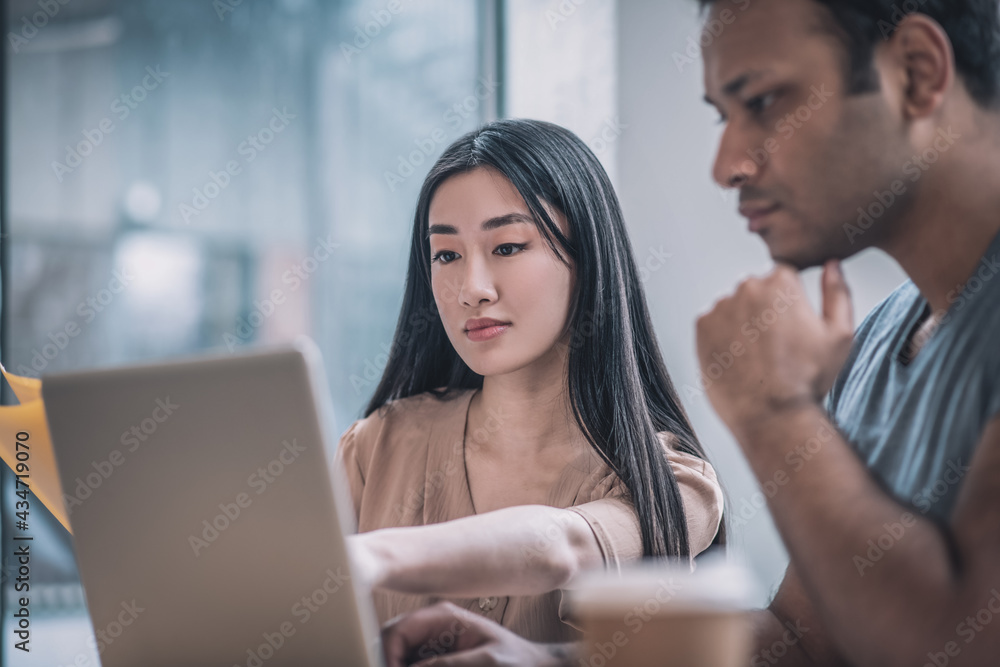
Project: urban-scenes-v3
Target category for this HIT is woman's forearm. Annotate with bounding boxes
[356,505,604,598]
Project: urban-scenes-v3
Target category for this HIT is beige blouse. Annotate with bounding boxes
[335,388,724,644]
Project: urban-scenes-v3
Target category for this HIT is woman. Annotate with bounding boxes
[336,119,724,643]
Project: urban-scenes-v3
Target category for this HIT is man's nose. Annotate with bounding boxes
[713,123,761,189]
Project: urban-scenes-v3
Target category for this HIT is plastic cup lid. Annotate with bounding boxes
[568,554,758,616]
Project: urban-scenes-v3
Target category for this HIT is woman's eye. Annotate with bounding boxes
[432,250,459,264]
[494,243,526,257]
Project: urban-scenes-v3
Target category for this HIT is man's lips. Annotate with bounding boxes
[739,203,782,232]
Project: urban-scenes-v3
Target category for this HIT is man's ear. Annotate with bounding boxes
[878,14,954,120]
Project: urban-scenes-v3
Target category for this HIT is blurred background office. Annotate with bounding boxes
[1,1,905,664]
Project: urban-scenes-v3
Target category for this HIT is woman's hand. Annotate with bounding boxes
[381,601,577,667]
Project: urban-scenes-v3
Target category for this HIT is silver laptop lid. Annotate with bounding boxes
[42,340,382,667]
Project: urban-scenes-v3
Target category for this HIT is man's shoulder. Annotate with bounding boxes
[944,250,1000,329]
[827,281,918,412]
[853,280,921,347]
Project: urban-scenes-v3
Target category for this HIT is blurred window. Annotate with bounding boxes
[2,0,490,662]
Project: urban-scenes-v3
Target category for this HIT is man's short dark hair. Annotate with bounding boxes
[697,0,1000,108]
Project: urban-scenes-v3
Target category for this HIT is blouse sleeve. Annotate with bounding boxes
[565,433,724,570]
[334,420,366,522]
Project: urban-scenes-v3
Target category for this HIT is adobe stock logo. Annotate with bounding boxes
[178,107,296,225]
[545,0,590,31]
[383,77,500,192]
[844,126,959,244]
[673,0,752,74]
[7,0,72,53]
[745,85,833,168]
[51,66,170,182]
[62,397,179,515]
[213,0,243,21]
[877,0,931,39]
[339,0,410,62]
[18,268,135,378]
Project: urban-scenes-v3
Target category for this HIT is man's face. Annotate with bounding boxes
[703,0,913,268]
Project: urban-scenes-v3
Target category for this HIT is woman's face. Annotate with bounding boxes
[428,167,575,378]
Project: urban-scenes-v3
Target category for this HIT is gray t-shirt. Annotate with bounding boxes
[828,231,1000,522]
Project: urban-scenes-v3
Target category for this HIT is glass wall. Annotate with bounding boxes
[2,0,489,663]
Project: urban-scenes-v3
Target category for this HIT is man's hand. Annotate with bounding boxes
[695,260,855,440]
[381,601,575,667]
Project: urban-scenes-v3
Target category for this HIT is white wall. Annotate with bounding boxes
[505,0,619,181]
[616,0,908,603]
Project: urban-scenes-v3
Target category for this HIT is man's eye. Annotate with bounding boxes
[494,243,526,257]
[432,251,459,264]
[746,92,777,115]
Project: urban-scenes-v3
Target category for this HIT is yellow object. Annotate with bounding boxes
[0,363,71,533]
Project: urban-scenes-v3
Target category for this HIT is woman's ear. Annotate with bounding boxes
[879,14,955,121]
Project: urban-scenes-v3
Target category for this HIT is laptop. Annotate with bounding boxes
[42,340,384,667]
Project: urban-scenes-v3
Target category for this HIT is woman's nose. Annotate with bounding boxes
[458,256,498,308]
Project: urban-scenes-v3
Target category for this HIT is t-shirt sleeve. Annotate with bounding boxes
[989,356,1000,422]
[333,420,366,521]
[565,434,724,570]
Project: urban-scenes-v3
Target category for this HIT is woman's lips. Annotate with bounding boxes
[465,324,511,342]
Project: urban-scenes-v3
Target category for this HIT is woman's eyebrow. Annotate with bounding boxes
[481,213,533,231]
[427,224,458,237]
[427,213,533,238]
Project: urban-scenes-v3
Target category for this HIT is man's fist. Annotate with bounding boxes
[695,261,854,440]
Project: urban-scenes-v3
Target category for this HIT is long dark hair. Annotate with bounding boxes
[366,118,723,557]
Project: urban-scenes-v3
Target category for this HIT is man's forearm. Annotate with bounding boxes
[738,404,958,666]
[752,609,820,667]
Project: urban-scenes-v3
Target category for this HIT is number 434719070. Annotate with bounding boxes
[14,431,30,526]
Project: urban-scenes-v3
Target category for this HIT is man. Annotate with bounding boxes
[380,1,1000,665]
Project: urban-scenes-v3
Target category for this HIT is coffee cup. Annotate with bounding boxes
[568,556,755,667]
